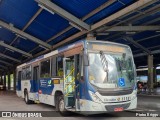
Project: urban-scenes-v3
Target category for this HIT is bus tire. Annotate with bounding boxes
[24,91,32,104]
[58,95,70,116]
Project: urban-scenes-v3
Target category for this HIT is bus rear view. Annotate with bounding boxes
[82,41,137,113]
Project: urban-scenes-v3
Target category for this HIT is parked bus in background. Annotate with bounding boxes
[16,40,137,115]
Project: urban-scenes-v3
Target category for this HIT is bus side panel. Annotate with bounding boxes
[30,79,39,93]
[16,80,22,97]
[16,70,22,97]
[21,80,31,98]
[28,79,39,101]
[38,78,63,106]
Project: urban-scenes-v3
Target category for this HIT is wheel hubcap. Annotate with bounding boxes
[59,100,64,112]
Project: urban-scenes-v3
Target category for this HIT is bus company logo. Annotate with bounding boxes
[2,112,11,117]
[117,97,120,101]
[48,80,52,85]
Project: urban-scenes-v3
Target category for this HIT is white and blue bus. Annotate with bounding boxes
[16,40,137,115]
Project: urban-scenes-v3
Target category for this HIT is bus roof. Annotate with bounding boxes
[17,40,84,68]
[17,39,130,69]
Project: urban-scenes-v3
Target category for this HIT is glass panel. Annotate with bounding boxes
[26,66,31,80]
[65,59,75,94]
[88,46,135,89]
[22,68,26,80]
[52,56,57,76]
[40,59,50,78]
[57,56,63,77]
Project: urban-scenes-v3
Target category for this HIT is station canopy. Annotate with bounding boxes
[0,0,160,72]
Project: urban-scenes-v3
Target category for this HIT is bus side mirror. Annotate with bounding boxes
[83,54,89,66]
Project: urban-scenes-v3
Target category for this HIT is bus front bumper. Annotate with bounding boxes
[79,97,137,113]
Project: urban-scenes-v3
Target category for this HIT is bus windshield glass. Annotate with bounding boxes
[87,42,136,89]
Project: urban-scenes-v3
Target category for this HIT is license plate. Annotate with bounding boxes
[114,107,123,111]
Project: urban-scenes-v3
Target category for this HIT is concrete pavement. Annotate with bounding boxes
[0,91,159,119]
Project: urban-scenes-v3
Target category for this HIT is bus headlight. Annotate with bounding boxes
[89,91,102,103]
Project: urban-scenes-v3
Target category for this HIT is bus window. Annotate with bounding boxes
[22,68,26,80]
[52,56,57,77]
[57,56,63,77]
[26,66,32,80]
[40,59,51,78]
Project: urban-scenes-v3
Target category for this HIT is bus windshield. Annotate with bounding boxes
[88,49,135,89]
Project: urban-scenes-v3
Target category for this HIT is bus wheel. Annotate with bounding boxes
[58,96,70,116]
[24,91,31,104]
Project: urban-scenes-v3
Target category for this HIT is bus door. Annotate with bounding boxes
[63,57,75,109]
[33,66,39,100]
[63,55,81,110]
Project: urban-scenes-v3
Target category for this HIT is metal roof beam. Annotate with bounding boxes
[27,0,154,59]
[97,0,158,32]
[133,43,160,54]
[0,59,13,66]
[35,0,90,31]
[0,20,52,49]
[0,53,21,63]
[82,0,116,21]
[7,8,43,48]
[52,0,154,49]
[91,0,153,31]
[134,49,160,58]
[128,6,160,24]
[46,0,116,43]
[143,17,160,25]
[0,41,32,57]
[116,4,160,27]
[106,26,160,32]
[28,0,117,53]
[0,65,7,69]
[123,36,151,54]
[137,33,160,42]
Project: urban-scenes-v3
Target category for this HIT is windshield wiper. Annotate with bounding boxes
[100,51,109,83]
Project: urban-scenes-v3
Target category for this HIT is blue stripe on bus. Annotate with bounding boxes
[30,80,39,93]
[39,78,54,95]
[16,80,21,91]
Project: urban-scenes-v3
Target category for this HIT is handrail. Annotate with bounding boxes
[64,77,75,91]
[64,68,74,81]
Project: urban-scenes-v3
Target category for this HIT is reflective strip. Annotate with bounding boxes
[64,77,75,91]
[64,68,74,81]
